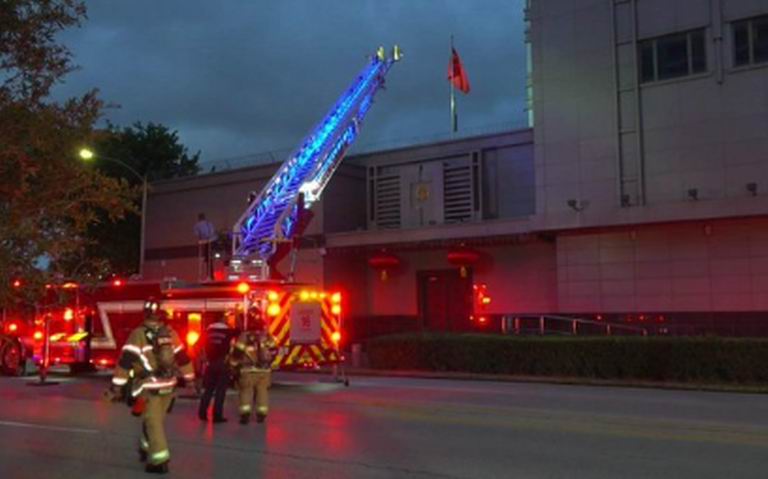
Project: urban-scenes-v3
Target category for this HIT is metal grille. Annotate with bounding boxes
[374,174,401,229]
[443,163,473,223]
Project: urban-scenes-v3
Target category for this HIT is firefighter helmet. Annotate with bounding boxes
[143,298,161,318]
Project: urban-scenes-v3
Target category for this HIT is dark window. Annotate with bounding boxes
[755,16,768,64]
[733,21,751,65]
[639,29,707,83]
[640,42,655,83]
[733,15,768,67]
[690,30,707,73]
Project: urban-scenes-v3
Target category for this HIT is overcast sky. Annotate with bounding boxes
[55,1,527,166]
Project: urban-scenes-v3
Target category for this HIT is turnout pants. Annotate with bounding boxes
[141,392,174,465]
[238,369,270,417]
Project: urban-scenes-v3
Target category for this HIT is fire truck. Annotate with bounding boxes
[0,46,401,378]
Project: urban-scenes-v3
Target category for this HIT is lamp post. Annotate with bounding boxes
[79,148,148,278]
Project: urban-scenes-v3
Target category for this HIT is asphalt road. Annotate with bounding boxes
[1,372,768,478]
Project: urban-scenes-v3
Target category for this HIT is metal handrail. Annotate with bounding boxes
[501,314,648,337]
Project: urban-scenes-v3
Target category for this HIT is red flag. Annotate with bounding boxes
[448,48,470,94]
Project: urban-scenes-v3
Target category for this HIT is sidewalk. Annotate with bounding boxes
[336,367,768,394]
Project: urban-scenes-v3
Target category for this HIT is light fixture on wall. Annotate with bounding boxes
[567,199,587,212]
[687,188,699,201]
[746,182,758,197]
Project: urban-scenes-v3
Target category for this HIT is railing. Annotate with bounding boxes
[500,315,648,337]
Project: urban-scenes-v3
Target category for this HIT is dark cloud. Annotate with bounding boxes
[55,1,527,164]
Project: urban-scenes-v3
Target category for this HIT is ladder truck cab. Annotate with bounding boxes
[1,46,401,378]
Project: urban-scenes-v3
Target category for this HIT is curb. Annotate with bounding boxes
[337,368,768,394]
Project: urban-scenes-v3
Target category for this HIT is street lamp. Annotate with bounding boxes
[79,148,148,278]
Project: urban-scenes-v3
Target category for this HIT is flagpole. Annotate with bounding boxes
[450,34,457,134]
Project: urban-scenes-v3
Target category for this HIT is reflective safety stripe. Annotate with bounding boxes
[240,367,270,373]
[257,406,268,415]
[112,377,128,386]
[132,377,177,397]
[122,344,153,372]
[141,345,153,353]
[234,343,246,351]
[183,373,195,381]
[150,449,170,465]
[140,437,149,451]
[239,404,252,413]
[173,345,184,354]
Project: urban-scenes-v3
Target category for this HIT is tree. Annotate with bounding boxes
[0,1,134,306]
[85,122,201,275]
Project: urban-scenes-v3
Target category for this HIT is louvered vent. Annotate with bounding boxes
[375,174,401,229]
[443,163,473,223]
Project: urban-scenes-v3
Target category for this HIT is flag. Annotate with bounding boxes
[448,48,470,94]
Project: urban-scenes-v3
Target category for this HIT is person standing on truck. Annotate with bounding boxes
[193,213,217,280]
[198,313,237,423]
[107,298,195,475]
[229,310,277,425]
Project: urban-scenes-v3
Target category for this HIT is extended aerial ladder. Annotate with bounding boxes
[229,46,402,280]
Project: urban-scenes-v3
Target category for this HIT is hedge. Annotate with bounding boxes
[366,334,768,384]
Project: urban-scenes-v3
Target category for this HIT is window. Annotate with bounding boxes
[733,15,768,67]
[639,29,707,83]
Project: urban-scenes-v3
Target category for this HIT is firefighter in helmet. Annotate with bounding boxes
[229,307,277,424]
[108,298,194,474]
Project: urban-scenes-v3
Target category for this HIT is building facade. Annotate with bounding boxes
[144,0,768,336]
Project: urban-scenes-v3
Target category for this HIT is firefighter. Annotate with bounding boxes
[229,309,277,425]
[108,298,194,474]
[197,312,237,423]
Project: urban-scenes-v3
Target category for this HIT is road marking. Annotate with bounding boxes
[0,420,98,435]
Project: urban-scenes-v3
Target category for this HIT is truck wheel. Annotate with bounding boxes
[1,341,25,376]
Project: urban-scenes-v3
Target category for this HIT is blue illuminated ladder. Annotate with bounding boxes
[231,46,402,278]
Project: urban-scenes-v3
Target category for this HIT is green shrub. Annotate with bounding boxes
[366,334,768,384]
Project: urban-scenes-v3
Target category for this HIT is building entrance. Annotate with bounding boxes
[417,269,472,332]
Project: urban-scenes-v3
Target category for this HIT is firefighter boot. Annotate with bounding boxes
[256,413,266,424]
[145,462,169,474]
[239,414,250,425]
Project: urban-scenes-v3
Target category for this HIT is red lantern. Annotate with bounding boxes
[368,252,400,281]
[447,246,480,278]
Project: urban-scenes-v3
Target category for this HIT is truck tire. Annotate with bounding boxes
[0,340,26,376]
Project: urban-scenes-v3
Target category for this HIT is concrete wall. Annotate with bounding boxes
[328,240,558,318]
[556,217,768,313]
[530,0,768,230]
[362,130,535,231]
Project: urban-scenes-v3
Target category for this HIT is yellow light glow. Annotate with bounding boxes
[267,303,281,317]
[310,291,318,299]
[33,331,44,341]
[331,292,342,304]
[186,331,200,347]
[331,304,341,316]
[299,290,310,301]
[481,297,491,305]
[237,282,250,294]
[79,148,94,160]
[267,291,279,302]
[63,308,74,321]
[331,331,341,343]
